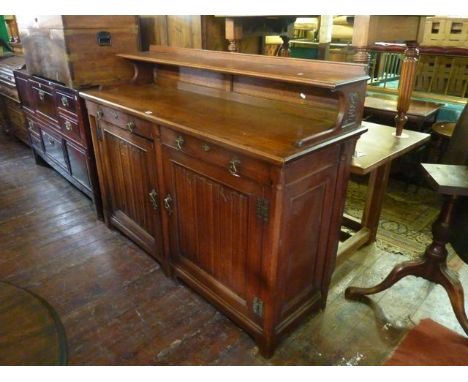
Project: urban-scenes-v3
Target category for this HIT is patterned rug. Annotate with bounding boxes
[344,178,448,258]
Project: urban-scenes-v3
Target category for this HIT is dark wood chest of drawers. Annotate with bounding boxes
[14,70,102,218]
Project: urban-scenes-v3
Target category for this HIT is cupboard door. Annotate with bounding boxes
[162,147,266,320]
[98,120,163,261]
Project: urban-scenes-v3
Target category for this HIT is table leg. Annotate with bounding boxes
[362,161,392,243]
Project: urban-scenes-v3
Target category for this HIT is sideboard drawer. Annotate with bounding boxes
[94,104,155,141]
[42,129,67,169]
[160,126,271,185]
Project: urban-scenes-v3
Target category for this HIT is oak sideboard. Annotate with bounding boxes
[80,45,368,356]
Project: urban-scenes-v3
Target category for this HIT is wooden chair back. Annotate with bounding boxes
[443,102,468,165]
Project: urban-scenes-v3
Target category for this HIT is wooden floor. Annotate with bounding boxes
[0,130,467,365]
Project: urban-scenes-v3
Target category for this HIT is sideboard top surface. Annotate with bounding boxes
[81,83,364,164]
[118,46,369,89]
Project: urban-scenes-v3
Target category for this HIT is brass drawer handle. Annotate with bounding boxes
[61,96,69,107]
[64,120,73,131]
[126,121,135,133]
[38,90,45,101]
[28,120,34,129]
[149,189,159,210]
[229,158,241,177]
[163,194,173,216]
[175,135,185,150]
[96,109,103,119]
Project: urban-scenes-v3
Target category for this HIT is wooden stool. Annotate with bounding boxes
[345,163,468,336]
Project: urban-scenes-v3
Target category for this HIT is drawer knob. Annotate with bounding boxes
[175,136,185,151]
[201,143,211,152]
[148,189,159,210]
[163,193,173,216]
[61,96,69,107]
[126,121,135,133]
[229,158,241,177]
[38,90,45,101]
[64,120,73,131]
[48,138,55,146]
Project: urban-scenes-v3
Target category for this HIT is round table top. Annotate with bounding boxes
[0,281,67,365]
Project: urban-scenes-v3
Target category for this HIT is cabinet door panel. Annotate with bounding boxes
[99,120,163,259]
[163,147,265,317]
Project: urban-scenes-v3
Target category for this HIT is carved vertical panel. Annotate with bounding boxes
[173,164,250,299]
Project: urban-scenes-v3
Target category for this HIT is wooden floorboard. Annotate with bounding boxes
[0,130,466,365]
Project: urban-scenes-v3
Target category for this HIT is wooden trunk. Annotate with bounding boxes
[80,46,369,356]
[16,16,140,88]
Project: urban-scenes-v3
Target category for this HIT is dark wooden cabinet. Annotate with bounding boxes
[14,70,102,219]
[81,46,368,356]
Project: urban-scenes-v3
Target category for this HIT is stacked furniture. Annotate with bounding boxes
[80,45,369,356]
[14,16,141,218]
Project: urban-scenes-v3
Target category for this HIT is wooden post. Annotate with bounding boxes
[395,41,420,137]
[277,35,290,57]
[352,15,371,66]
[225,17,242,53]
[318,15,333,60]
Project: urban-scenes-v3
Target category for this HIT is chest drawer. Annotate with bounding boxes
[42,129,67,169]
[93,104,155,141]
[160,126,271,185]
[30,81,57,122]
[58,112,82,144]
[55,90,78,117]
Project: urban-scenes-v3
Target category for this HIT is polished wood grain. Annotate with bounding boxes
[118,45,369,88]
[81,83,359,164]
[0,281,67,365]
[1,130,467,364]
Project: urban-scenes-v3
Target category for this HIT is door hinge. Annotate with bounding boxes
[96,124,103,141]
[256,198,270,222]
[252,297,264,318]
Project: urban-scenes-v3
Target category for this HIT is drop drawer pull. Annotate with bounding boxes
[126,121,135,133]
[175,136,185,150]
[61,96,69,107]
[229,158,241,177]
[38,90,45,101]
[64,120,73,131]
[149,189,159,210]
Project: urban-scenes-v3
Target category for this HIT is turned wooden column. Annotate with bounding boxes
[395,41,420,137]
[352,15,371,66]
[225,17,242,53]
